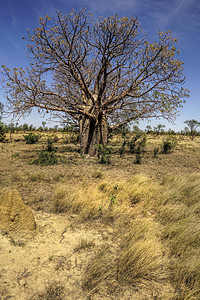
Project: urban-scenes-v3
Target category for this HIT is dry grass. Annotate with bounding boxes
[51,175,161,224]
[74,238,95,252]
[157,174,200,299]
[31,281,65,300]
[0,133,200,299]
[51,173,200,298]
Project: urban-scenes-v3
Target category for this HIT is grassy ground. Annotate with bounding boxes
[0,132,200,299]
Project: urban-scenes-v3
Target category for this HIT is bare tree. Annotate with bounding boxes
[1,8,189,155]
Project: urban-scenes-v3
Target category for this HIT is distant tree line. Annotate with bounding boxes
[144,120,200,137]
[0,120,199,138]
[0,102,199,141]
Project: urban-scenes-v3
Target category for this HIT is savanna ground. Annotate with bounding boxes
[0,131,200,299]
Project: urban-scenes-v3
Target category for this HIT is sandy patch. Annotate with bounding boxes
[0,211,103,300]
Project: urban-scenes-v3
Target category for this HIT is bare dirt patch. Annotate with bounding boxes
[0,211,104,300]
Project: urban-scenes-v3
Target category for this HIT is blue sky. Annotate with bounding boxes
[0,0,199,131]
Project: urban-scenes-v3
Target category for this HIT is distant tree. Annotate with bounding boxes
[38,126,43,132]
[2,8,189,155]
[183,126,189,135]
[145,125,152,134]
[8,122,15,133]
[132,125,140,133]
[184,119,200,139]
[42,121,46,130]
[22,123,29,132]
[54,125,59,131]
[15,122,19,131]
[167,128,176,135]
[154,124,165,135]
[28,124,35,131]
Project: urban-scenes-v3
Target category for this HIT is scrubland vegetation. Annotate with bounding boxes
[0,130,200,299]
[0,7,198,298]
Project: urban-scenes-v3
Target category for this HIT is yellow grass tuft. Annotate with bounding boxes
[51,175,162,223]
[82,217,170,298]
[40,171,200,298]
[158,174,200,298]
[117,218,168,284]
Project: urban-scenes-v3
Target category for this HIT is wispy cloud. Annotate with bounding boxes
[8,38,24,51]
[149,0,199,27]
[78,0,139,15]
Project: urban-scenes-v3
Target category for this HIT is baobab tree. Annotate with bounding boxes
[2,8,189,155]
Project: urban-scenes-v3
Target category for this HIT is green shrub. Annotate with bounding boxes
[24,132,41,144]
[153,147,159,157]
[32,151,58,166]
[31,137,58,165]
[119,138,127,157]
[129,132,147,154]
[134,146,142,164]
[96,144,112,164]
[135,152,142,164]
[46,137,57,152]
[0,122,8,142]
[162,137,177,154]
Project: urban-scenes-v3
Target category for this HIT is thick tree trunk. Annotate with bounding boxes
[79,113,108,156]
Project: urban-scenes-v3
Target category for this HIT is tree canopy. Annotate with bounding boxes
[1,8,189,154]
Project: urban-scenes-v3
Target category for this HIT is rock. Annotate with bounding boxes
[0,190,36,232]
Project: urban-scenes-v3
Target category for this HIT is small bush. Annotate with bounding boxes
[32,151,58,166]
[96,144,112,164]
[0,122,8,142]
[129,132,147,154]
[46,137,57,152]
[153,147,159,157]
[119,139,127,157]
[162,137,177,154]
[31,137,58,166]
[135,152,142,164]
[24,132,41,144]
